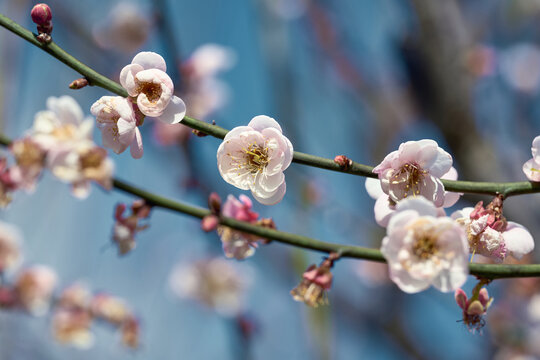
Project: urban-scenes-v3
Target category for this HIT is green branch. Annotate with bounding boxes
[1,12,540,279]
[1,12,538,197]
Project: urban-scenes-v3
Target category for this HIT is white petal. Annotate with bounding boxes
[365,178,385,199]
[504,222,535,259]
[157,96,186,124]
[130,128,144,159]
[252,182,286,205]
[248,115,282,133]
[132,51,167,72]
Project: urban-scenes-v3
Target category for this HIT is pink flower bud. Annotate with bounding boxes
[69,78,89,90]
[31,4,52,27]
[208,192,221,214]
[201,215,219,232]
[334,155,352,170]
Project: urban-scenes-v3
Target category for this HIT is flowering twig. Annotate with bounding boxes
[1,12,539,197]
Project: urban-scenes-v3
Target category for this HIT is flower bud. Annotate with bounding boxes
[69,78,89,90]
[334,155,352,170]
[31,4,52,27]
[201,215,219,232]
[208,192,221,214]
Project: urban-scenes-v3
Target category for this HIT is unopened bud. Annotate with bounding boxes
[334,155,352,170]
[31,3,52,27]
[69,78,89,90]
[201,215,219,232]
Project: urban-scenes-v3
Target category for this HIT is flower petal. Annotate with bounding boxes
[157,96,186,125]
[504,221,534,259]
[248,115,282,133]
[130,128,144,159]
[132,51,167,72]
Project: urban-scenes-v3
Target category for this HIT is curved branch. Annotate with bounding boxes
[1,12,538,197]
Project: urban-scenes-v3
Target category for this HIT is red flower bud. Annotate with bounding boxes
[31,4,52,26]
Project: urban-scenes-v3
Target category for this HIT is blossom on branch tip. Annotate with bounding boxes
[120,52,186,124]
[523,135,540,181]
[452,196,534,261]
[373,139,453,207]
[291,253,339,307]
[217,116,293,205]
[455,286,493,333]
[381,197,469,293]
[91,96,144,158]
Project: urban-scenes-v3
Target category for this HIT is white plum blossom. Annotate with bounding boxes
[373,139,453,208]
[168,258,252,316]
[217,115,293,205]
[365,165,459,227]
[120,52,186,124]
[30,96,94,151]
[184,44,236,80]
[0,221,22,273]
[90,96,143,158]
[381,197,469,293]
[47,142,114,199]
[523,135,540,181]
[451,200,534,262]
[15,265,57,316]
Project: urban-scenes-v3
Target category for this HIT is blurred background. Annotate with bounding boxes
[1,0,540,359]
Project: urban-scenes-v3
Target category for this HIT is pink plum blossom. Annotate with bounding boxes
[452,197,534,262]
[52,308,94,349]
[291,253,339,307]
[14,265,57,316]
[455,287,493,332]
[47,143,114,199]
[523,135,540,181]
[217,115,293,205]
[168,258,252,317]
[372,139,453,208]
[120,52,186,124]
[112,200,151,255]
[381,197,469,293]
[90,96,144,159]
[0,158,21,208]
[365,165,459,227]
[10,137,46,191]
[90,293,132,325]
[218,194,261,260]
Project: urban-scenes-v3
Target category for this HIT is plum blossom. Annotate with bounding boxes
[365,165,459,227]
[381,197,469,293]
[92,2,150,53]
[372,139,453,208]
[14,265,57,316]
[217,194,264,260]
[0,158,20,208]
[120,52,186,124]
[111,200,151,255]
[52,308,94,349]
[90,96,144,158]
[10,137,46,191]
[0,221,22,273]
[523,135,540,181]
[168,257,251,316]
[217,115,293,205]
[30,96,94,151]
[47,143,114,199]
[291,253,339,307]
[455,286,493,333]
[452,196,534,262]
[90,293,132,325]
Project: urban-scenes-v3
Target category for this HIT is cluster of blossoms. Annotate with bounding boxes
[217,115,293,205]
[0,220,138,349]
[112,199,152,255]
[452,196,534,262]
[0,96,114,205]
[91,52,186,158]
[202,193,275,259]
[52,284,139,349]
[154,44,236,146]
[168,257,252,317]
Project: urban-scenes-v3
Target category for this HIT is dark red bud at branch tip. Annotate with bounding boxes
[31,4,52,26]
[69,78,89,89]
[208,192,221,214]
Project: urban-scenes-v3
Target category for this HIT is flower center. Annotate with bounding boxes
[137,82,162,103]
[411,231,439,260]
[80,149,104,170]
[51,124,78,141]
[393,163,428,197]
[13,141,44,167]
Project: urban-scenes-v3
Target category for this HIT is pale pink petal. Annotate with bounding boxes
[46,96,84,125]
[455,288,468,309]
[395,196,439,217]
[258,172,284,192]
[442,167,458,181]
[420,176,445,207]
[248,115,282,133]
[386,210,419,236]
[432,263,468,293]
[72,181,91,199]
[132,51,167,72]
[157,96,186,124]
[523,158,540,182]
[252,182,286,205]
[119,64,143,96]
[117,118,136,145]
[130,128,144,159]
[374,195,394,227]
[532,135,540,162]
[223,126,253,142]
[504,221,535,259]
[365,178,385,199]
